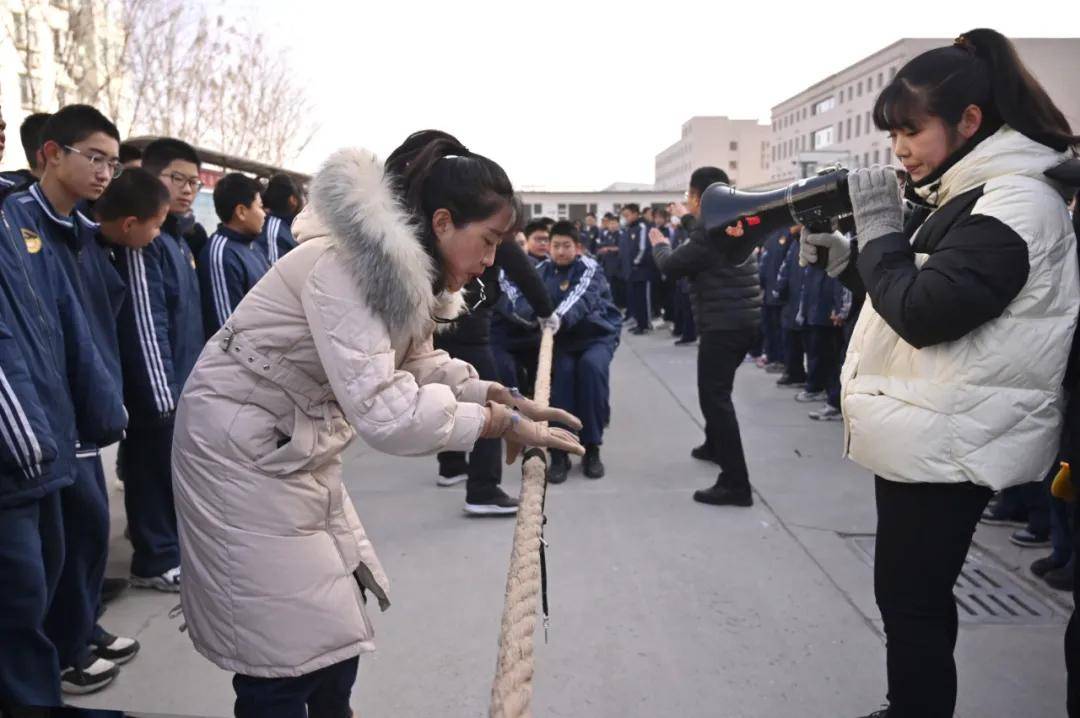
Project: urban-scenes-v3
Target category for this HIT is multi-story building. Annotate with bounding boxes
[654,116,771,191]
[0,0,126,171]
[767,38,1080,186]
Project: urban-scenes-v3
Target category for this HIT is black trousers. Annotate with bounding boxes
[121,423,179,578]
[234,656,357,718]
[434,339,502,498]
[804,326,843,408]
[782,327,806,381]
[697,329,755,489]
[874,476,993,718]
[1069,499,1080,717]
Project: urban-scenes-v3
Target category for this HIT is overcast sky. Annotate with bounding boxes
[242,0,1072,189]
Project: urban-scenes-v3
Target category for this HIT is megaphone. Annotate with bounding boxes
[701,167,856,265]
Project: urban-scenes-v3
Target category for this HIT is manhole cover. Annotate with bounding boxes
[848,535,1063,625]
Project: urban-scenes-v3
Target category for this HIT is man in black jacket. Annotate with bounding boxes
[651,166,762,507]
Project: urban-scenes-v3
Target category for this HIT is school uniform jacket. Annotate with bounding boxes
[258,212,298,265]
[113,214,204,427]
[198,225,271,338]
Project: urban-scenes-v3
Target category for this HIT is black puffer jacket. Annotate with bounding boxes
[652,215,762,332]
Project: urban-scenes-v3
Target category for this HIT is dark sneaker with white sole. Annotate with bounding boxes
[130,566,180,592]
[61,654,119,695]
[809,405,842,421]
[436,472,468,487]
[90,628,140,665]
[583,445,605,479]
[464,487,520,516]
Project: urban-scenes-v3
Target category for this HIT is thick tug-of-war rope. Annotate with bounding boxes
[490,327,554,718]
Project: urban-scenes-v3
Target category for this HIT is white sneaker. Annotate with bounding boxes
[130,566,181,593]
[436,472,468,487]
[794,390,826,403]
[809,405,842,421]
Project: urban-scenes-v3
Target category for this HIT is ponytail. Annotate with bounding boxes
[384,130,516,293]
[873,29,1079,153]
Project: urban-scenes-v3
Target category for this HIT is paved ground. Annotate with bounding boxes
[71,329,1073,717]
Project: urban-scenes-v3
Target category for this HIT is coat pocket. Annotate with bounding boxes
[254,403,353,476]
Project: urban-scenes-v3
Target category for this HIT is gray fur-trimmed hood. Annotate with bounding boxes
[296,147,465,342]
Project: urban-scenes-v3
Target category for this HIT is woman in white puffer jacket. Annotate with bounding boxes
[801,29,1080,718]
[171,130,584,717]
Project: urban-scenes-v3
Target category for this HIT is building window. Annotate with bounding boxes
[873,149,880,165]
[557,203,567,219]
[857,80,863,97]
[729,161,737,170]
[836,122,843,143]
[729,141,738,151]
[864,152,870,167]
[847,87,853,101]
[889,66,897,79]
[866,111,872,134]
[813,96,837,115]
[846,117,852,139]
[532,203,542,215]
[878,71,884,89]
[855,115,861,137]
[839,89,844,104]
[19,74,35,109]
[813,126,835,150]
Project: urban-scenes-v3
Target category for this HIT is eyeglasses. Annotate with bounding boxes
[63,145,123,177]
[160,171,204,192]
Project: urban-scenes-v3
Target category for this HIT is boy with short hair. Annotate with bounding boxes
[199,173,271,337]
[2,104,133,694]
[523,218,551,263]
[513,221,621,482]
[258,173,302,264]
[113,137,204,594]
[0,111,51,189]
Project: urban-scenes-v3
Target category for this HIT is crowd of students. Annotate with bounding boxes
[0,101,306,709]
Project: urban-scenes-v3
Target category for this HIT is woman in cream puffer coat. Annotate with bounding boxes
[171,131,582,715]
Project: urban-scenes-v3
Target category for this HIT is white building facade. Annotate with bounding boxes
[519,189,683,222]
[767,38,1080,187]
[654,116,771,191]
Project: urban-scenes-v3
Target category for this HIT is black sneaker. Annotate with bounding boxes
[690,444,719,464]
[464,487,519,516]
[90,628,140,665]
[1045,563,1075,592]
[1031,555,1065,578]
[583,445,605,479]
[775,374,806,387]
[60,654,119,695]
[693,481,753,507]
[547,450,569,484]
[674,338,696,346]
[100,577,129,604]
[857,709,890,718]
[1010,528,1051,548]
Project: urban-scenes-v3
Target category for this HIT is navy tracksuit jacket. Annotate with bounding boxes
[258,212,298,265]
[112,213,204,578]
[198,225,271,338]
[513,256,621,445]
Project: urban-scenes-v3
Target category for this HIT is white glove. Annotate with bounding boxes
[799,231,852,278]
[541,313,561,335]
[848,167,904,243]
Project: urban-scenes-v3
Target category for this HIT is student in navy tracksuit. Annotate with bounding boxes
[3,106,136,695]
[0,192,84,711]
[775,231,808,387]
[620,203,656,334]
[794,262,851,420]
[595,212,627,308]
[113,138,204,593]
[513,221,621,482]
[198,173,271,338]
[0,111,50,192]
[581,211,600,255]
[258,173,303,265]
[758,228,791,367]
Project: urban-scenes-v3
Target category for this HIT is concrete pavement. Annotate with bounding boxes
[70,329,1072,717]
